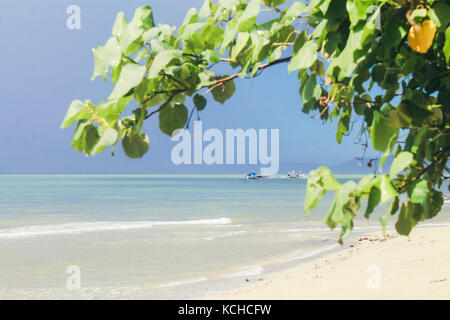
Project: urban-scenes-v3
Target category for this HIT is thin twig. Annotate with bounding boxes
[144,95,176,120]
[201,56,293,96]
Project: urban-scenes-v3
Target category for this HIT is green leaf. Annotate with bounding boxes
[378,17,407,60]
[395,203,418,236]
[109,63,146,100]
[76,100,97,122]
[380,197,399,236]
[92,37,122,81]
[310,60,325,77]
[379,175,398,203]
[390,151,413,178]
[211,78,236,104]
[119,24,143,55]
[231,32,250,60]
[302,76,321,105]
[420,189,443,220]
[112,12,128,37]
[336,111,350,144]
[179,22,205,40]
[61,100,84,129]
[122,132,150,158]
[71,121,101,154]
[251,32,270,62]
[135,78,164,107]
[159,103,189,136]
[238,0,261,32]
[365,185,380,218]
[193,94,207,111]
[263,0,287,7]
[410,126,427,154]
[304,166,341,214]
[444,26,450,64]
[327,26,365,80]
[181,8,198,27]
[199,0,213,19]
[379,130,398,173]
[215,0,240,21]
[429,2,450,30]
[410,179,429,204]
[92,128,118,155]
[220,19,238,54]
[282,2,306,25]
[204,49,220,64]
[288,40,318,73]
[410,8,427,23]
[353,95,371,115]
[356,174,378,198]
[131,5,155,30]
[346,0,374,28]
[132,107,146,133]
[389,196,400,215]
[99,96,132,124]
[361,5,380,45]
[201,25,225,50]
[371,111,399,152]
[324,180,358,243]
[148,50,179,79]
[142,27,159,42]
[111,60,124,84]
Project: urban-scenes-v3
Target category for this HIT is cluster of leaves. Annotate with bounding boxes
[62,0,449,242]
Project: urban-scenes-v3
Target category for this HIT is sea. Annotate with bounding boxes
[0,174,448,299]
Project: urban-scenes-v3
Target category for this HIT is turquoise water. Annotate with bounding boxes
[0,175,448,299]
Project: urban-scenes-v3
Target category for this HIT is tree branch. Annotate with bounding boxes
[144,56,293,119]
[201,56,293,96]
[144,95,177,120]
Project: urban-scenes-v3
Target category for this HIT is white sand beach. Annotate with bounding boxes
[207,225,450,300]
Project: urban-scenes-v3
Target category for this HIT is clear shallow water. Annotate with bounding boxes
[0,175,448,299]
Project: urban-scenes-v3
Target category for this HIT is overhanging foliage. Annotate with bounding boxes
[62,0,450,243]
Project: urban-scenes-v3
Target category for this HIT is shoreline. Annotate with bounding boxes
[204,224,450,300]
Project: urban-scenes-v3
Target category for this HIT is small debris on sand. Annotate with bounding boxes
[430,278,446,284]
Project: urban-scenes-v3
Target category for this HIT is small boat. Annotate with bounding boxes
[245,172,268,180]
[287,171,307,179]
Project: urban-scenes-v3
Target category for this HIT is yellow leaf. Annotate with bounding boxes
[407,20,437,53]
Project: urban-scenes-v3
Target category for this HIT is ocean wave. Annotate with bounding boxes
[201,230,247,241]
[0,218,232,239]
[281,244,340,263]
[159,277,208,288]
[225,265,264,278]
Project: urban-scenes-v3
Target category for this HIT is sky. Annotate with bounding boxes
[0,0,378,174]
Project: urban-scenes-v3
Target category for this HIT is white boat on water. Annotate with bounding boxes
[287,171,307,179]
[245,172,269,180]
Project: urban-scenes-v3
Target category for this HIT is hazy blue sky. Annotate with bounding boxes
[0,0,377,174]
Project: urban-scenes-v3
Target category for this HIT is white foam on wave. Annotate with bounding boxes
[0,217,232,239]
[201,230,247,241]
[281,244,340,263]
[226,265,264,278]
[159,277,208,288]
